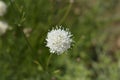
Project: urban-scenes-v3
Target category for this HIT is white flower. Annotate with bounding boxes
[0,1,7,16]
[0,21,8,35]
[46,26,73,55]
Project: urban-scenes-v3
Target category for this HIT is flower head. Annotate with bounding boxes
[0,21,8,35]
[0,1,7,16]
[46,26,73,55]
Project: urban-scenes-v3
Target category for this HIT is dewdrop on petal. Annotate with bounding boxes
[0,1,7,16]
[0,21,8,35]
[46,26,73,55]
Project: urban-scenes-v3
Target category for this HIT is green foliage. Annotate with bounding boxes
[0,0,120,80]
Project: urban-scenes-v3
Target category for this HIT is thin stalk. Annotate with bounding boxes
[46,54,52,71]
[9,0,34,53]
[19,26,34,53]
[58,2,73,25]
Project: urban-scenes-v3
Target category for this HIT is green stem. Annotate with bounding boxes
[46,54,52,71]
[19,26,34,53]
[9,0,34,53]
[58,2,73,25]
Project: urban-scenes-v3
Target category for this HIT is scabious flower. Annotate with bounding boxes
[46,26,73,55]
[0,1,7,16]
[0,21,8,35]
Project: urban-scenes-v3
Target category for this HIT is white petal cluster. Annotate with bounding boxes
[46,27,73,55]
[0,21,8,35]
[0,1,7,16]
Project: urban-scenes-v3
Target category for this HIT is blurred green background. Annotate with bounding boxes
[0,0,120,80]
